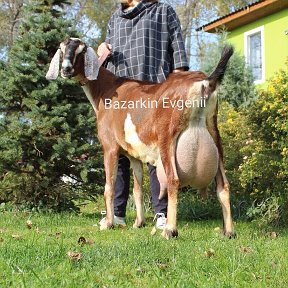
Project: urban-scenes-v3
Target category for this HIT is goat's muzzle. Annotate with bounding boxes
[61,66,74,79]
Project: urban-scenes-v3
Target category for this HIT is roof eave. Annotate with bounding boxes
[197,0,288,33]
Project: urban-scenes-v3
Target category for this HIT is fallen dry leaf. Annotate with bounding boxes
[0,228,6,234]
[183,223,189,229]
[158,263,169,269]
[252,273,262,280]
[271,261,277,268]
[48,232,62,237]
[136,267,145,273]
[240,246,253,254]
[78,236,94,245]
[26,220,33,229]
[35,227,42,234]
[67,251,82,261]
[12,234,22,240]
[78,236,86,244]
[204,248,215,258]
[150,227,157,236]
[266,231,278,239]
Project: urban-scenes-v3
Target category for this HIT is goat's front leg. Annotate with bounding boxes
[130,159,145,228]
[100,147,120,230]
[159,140,180,240]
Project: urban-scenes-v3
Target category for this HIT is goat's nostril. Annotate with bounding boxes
[63,66,72,72]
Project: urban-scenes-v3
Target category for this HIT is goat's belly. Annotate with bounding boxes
[156,127,219,189]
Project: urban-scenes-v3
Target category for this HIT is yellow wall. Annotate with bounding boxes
[227,9,288,83]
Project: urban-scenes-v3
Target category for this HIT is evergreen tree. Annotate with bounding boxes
[0,0,104,210]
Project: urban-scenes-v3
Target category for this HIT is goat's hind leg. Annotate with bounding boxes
[130,158,145,228]
[207,113,235,237]
[215,170,235,237]
[100,146,120,230]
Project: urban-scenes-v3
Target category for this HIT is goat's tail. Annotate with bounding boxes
[204,45,234,95]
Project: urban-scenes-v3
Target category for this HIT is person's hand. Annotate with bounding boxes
[97,42,112,57]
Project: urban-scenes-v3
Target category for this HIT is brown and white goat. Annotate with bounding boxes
[46,38,235,239]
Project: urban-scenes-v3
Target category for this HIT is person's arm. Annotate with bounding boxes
[97,18,113,62]
[167,6,189,72]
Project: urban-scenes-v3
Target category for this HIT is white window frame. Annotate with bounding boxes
[244,25,265,84]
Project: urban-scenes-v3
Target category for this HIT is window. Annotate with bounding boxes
[244,26,265,84]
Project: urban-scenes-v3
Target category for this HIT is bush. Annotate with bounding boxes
[0,171,81,212]
[218,61,288,225]
[240,62,288,225]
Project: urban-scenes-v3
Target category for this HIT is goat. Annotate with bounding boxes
[46,38,235,239]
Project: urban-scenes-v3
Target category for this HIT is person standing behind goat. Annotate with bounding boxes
[98,0,189,229]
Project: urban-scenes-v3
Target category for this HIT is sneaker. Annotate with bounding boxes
[153,213,167,230]
[99,211,126,226]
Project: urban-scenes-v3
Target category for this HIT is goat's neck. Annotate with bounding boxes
[75,67,122,116]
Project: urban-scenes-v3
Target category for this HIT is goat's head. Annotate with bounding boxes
[46,38,99,81]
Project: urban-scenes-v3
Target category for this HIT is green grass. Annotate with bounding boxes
[0,204,288,288]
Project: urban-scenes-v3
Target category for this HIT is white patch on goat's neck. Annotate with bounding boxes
[83,85,97,113]
[124,113,159,165]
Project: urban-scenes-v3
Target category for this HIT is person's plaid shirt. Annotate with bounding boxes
[105,0,189,83]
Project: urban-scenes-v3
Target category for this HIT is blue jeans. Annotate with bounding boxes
[114,155,168,217]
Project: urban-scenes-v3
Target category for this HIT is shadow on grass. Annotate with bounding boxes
[177,191,222,221]
[80,211,103,220]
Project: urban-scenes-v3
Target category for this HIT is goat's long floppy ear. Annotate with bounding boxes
[84,47,100,80]
[46,49,61,80]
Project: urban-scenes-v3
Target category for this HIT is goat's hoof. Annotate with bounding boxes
[161,228,178,240]
[224,231,237,239]
[133,220,145,228]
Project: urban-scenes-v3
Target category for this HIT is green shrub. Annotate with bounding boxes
[218,61,288,225]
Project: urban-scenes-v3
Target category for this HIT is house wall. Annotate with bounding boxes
[227,9,288,83]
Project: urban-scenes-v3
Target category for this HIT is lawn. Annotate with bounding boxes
[0,202,287,288]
